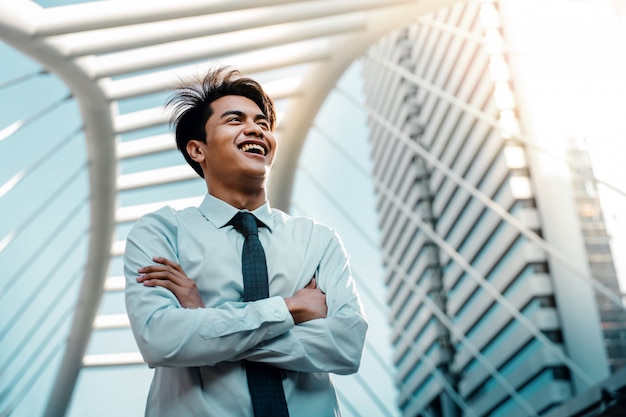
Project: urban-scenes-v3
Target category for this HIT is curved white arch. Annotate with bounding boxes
[0,4,116,415]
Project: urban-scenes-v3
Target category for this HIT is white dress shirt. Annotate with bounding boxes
[124,193,368,417]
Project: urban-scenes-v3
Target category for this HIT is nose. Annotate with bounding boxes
[244,121,264,137]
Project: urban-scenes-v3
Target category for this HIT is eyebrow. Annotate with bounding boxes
[219,110,269,122]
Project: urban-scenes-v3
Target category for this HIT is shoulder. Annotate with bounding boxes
[138,205,201,221]
[271,208,340,242]
[129,205,199,236]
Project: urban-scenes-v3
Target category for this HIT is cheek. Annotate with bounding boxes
[204,142,234,169]
[267,134,278,152]
[208,135,235,155]
[268,140,278,164]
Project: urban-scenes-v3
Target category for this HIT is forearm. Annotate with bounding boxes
[232,229,369,373]
[123,214,295,367]
[127,285,295,367]
[230,309,368,374]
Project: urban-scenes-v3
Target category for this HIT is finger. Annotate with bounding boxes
[138,265,168,274]
[305,278,316,289]
[142,279,175,290]
[153,256,184,273]
[140,262,187,282]
[137,271,182,285]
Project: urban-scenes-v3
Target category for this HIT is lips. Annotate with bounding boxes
[238,142,267,156]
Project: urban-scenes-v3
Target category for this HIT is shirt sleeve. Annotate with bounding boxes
[124,207,295,368]
[230,227,369,375]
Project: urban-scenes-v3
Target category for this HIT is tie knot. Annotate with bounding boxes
[231,211,259,237]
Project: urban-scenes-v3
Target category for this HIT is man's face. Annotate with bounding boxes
[200,95,277,189]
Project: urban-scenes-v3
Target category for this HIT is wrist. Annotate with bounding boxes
[283,296,300,323]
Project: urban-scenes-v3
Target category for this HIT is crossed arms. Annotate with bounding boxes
[123,209,368,374]
[137,256,327,324]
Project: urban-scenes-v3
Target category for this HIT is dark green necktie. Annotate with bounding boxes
[230,211,289,417]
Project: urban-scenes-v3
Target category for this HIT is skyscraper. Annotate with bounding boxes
[566,137,626,373]
[361,0,625,415]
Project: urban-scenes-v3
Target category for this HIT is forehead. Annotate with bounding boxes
[209,95,263,116]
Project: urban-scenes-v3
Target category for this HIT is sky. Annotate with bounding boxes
[500,0,626,286]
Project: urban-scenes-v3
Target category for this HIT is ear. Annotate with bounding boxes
[186,139,205,163]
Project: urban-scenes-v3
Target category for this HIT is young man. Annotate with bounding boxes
[123,67,368,417]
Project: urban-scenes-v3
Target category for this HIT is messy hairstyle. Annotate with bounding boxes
[165,67,276,178]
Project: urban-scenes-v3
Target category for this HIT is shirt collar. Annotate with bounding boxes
[198,193,274,232]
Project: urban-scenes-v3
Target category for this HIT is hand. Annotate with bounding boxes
[137,257,205,309]
[284,278,327,324]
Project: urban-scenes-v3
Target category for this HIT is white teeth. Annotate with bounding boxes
[239,143,266,156]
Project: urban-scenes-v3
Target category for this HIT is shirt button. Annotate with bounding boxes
[274,310,282,318]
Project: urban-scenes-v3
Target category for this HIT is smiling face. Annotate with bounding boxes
[186,95,277,205]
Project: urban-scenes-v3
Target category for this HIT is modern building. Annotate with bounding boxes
[566,137,626,373]
[361,0,626,416]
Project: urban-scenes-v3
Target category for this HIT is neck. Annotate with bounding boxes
[207,184,267,210]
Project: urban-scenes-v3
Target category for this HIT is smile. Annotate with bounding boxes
[239,143,267,156]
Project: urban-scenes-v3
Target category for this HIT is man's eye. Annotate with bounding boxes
[227,117,241,123]
[258,122,270,130]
